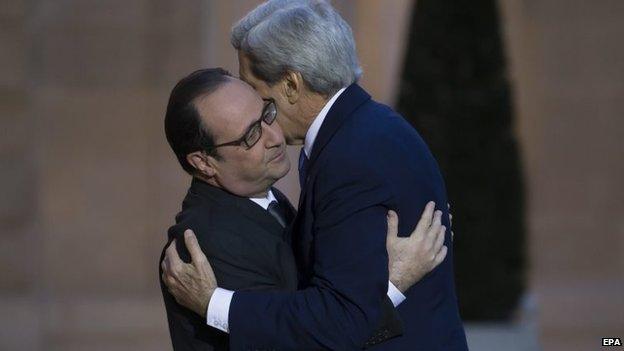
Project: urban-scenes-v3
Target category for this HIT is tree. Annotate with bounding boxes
[396,0,525,320]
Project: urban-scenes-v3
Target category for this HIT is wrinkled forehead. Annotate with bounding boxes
[194,78,264,141]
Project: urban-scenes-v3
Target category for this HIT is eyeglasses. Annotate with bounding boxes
[207,99,277,151]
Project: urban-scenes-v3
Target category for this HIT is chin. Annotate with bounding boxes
[273,159,291,180]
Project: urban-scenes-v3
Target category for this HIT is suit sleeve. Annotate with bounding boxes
[171,222,285,292]
[163,221,293,349]
[228,157,394,350]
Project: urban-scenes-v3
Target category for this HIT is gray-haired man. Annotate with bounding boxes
[163,1,468,350]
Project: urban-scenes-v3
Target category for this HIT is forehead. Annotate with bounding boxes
[194,78,263,140]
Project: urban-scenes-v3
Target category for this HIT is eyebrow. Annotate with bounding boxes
[239,119,258,139]
[236,101,266,139]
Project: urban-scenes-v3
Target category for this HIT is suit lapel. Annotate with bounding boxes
[297,84,371,206]
[292,84,372,273]
[190,178,286,239]
[235,198,286,239]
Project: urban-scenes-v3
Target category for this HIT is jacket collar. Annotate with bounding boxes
[306,83,371,170]
[189,177,287,235]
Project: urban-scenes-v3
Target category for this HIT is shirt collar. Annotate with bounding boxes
[303,87,347,157]
[249,189,277,210]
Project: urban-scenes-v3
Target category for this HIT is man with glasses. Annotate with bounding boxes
[160,68,447,350]
[162,0,468,350]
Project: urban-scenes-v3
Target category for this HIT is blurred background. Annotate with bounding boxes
[1,0,622,350]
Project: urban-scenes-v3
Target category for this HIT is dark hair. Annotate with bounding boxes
[164,68,231,174]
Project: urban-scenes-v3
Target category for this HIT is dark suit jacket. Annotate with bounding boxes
[160,178,298,350]
[161,178,402,350]
[228,84,468,350]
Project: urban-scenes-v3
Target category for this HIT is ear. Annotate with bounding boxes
[282,71,304,104]
[186,151,217,177]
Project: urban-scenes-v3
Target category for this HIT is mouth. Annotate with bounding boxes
[269,147,286,163]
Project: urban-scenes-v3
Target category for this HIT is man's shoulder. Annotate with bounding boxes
[177,196,247,230]
[313,98,437,195]
[165,188,252,252]
[322,101,421,165]
[165,203,255,271]
[168,187,288,249]
[335,100,418,147]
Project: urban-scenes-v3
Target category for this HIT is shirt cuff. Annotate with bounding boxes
[387,281,406,307]
[206,287,234,333]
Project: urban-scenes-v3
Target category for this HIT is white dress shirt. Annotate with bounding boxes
[206,88,405,332]
[249,190,277,209]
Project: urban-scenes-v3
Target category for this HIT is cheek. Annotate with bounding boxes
[272,120,285,137]
[257,86,273,97]
[275,105,292,125]
[221,151,260,174]
[239,149,270,176]
[276,115,294,136]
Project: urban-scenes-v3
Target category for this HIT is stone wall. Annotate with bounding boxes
[1,1,208,349]
[500,0,624,349]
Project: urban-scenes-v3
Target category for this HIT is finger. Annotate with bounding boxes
[184,229,207,267]
[426,210,443,238]
[433,245,448,267]
[447,203,454,227]
[165,239,183,267]
[432,225,446,255]
[413,201,435,237]
[431,210,443,233]
[386,210,399,241]
[433,210,442,227]
[162,271,175,289]
[161,256,168,273]
[451,230,455,242]
[422,210,443,249]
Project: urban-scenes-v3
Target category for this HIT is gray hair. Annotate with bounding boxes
[231,0,362,96]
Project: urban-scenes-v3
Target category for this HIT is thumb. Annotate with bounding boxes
[386,210,399,243]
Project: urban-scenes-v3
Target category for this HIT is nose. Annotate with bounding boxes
[262,120,284,148]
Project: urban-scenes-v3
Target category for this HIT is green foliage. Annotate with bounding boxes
[396,0,526,321]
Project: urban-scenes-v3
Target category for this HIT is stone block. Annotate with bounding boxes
[33,87,157,295]
[0,20,27,87]
[0,0,27,19]
[43,297,169,351]
[36,25,148,89]
[36,0,149,29]
[0,296,43,351]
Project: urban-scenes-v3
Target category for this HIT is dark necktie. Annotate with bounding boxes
[298,147,309,188]
[267,200,287,228]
